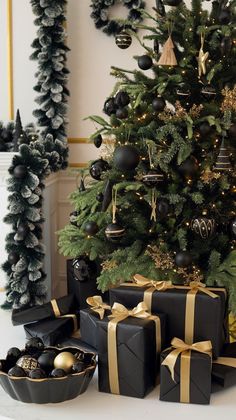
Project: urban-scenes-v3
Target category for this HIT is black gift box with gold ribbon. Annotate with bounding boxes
[24,312,80,346]
[97,302,166,398]
[212,342,236,391]
[109,276,227,358]
[12,294,76,326]
[160,338,212,404]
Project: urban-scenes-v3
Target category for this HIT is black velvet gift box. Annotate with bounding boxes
[211,342,236,390]
[110,283,227,358]
[80,308,110,350]
[24,313,80,346]
[97,314,166,398]
[12,294,76,326]
[160,347,212,404]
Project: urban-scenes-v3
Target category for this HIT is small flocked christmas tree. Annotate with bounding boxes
[59,0,236,312]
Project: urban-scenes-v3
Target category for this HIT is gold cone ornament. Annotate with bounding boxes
[157,36,177,66]
[214,138,232,172]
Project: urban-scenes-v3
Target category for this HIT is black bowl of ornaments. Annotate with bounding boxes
[0,338,96,404]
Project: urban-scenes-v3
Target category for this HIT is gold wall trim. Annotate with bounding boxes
[68,138,114,145]
[69,163,88,168]
[7,0,14,120]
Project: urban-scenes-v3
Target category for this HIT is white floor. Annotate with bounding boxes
[0,295,235,420]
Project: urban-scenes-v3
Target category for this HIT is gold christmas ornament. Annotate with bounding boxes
[16,355,39,373]
[158,36,177,66]
[54,352,77,373]
[221,86,236,113]
[214,137,232,172]
[197,33,209,78]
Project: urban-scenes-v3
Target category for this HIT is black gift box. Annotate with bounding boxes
[212,342,236,391]
[57,336,97,354]
[97,314,166,398]
[160,347,212,404]
[80,308,110,350]
[12,294,76,326]
[24,313,80,346]
[110,284,227,358]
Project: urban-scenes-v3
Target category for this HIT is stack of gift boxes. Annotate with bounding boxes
[12,273,236,404]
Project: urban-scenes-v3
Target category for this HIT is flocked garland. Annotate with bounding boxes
[90,0,145,36]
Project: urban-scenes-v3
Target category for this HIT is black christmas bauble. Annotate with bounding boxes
[0,140,6,152]
[191,218,215,239]
[79,178,86,192]
[105,222,125,242]
[25,337,44,355]
[17,223,29,239]
[228,123,236,140]
[72,362,85,374]
[175,251,192,268]
[29,368,47,379]
[16,355,39,373]
[89,159,109,180]
[176,84,191,99]
[153,39,159,54]
[84,221,99,236]
[115,91,130,107]
[116,107,129,120]
[72,255,98,282]
[158,199,170,216]
[142,169,164,186]
[218,8,231,25]
[103,98,117,116]
[6,347,21,364]
[50,368,67,378]
[178,156,199,177]
[8,252,19,265]
[230,219,236,237]
[96,192,104,202]
[0,359,8,372]
[94,135,103,148]
[8,366,26,377]
[13,165,27,179]
[152,97,166,112]
[201,86,216,99]
[221,36,232,56]
[38,351,57,373]
[69,211,79,227]
[199,121,212,137]
[138,55,153,70]
[115,30,132,49]
[164,0,182,5]
[114,145,140,171]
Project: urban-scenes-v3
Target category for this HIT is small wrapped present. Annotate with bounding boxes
[98,301,166,398]
[24,312,79,346]
[212,342,236,391]
[12,294,76,326]
[160,338,212,404]
[110,274,227,358]
[57,336,97,354]
[80,296,111,349]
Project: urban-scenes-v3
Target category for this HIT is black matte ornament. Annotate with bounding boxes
[13,165,27,179]
[105,222,125,242]
[6,347,21,364]
[96,192,104,202]
[38,351,57,373]
[142,169,164,186]
[199,121,212,137]
[89,159,109,180]
[228,124,236,140]
[115,31,132,49]
[115,91,130,108]
[25,337,44,355]
[175,251,192,268]
[178,156,199,177]
[153,39,159,54]
[79,178,86,192]
[116,107,129,119]
[221,36,232,56]
[17,223,29,239]
[155,0,165,16]
[138,55,153,70]
[72,362,85,374]
[72,255,98,282]
[176,84,191,99]
[69,211,79,227]
[84,221,99,236]
[8,252,19,265]
[201,86,216,99]
[114,145,140,171]
[164,0,182,5]
[29,368,47,379]
[103,98,117,116]
[218,8,231,25]
[8,366,26,377]
[191,218,215,239]
[50,368,67,378]
[152,96,166,112]
[102,179,114,211]
[94,135,103,148]
[230,219,236,237]
[158,199,170,216]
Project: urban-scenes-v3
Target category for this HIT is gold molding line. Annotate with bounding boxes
[69,163,88,168]
[7,0,14,120]
[68,138,114,145]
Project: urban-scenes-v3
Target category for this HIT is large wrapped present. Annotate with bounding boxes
[160,338,212,404]
[80,296,111,349]
[212,342,236,390]
[97,302,166,398]
[24,312,79,346]
[12,294,76,326]
[109,275,227,358]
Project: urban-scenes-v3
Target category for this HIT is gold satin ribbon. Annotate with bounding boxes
[213,357,236,368]
[107,302,162,395]
[50,299,78,332]
[86,296,111,320]
[162,337,212,403]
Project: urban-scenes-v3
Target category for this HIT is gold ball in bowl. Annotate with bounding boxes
[53,352,77,373]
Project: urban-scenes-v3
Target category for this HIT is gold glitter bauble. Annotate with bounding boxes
[54,352,77,373]
[16,355,39,373]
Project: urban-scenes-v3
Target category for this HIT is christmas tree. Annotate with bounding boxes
[59,1,236,312]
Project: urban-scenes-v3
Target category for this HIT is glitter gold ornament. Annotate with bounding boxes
[16,355,39,373]
[54,352,77,373]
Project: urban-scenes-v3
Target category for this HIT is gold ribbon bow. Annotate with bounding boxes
[86,295,111,320]
[50,299,78,332]
[133,274,173,311]
[107,301,162,395]
[162,337,212,403]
